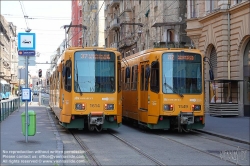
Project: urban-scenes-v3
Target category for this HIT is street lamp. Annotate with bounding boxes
[25,28,31,33]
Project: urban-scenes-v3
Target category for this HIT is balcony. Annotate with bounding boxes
[91,4,97,12]
[105,2,111,11]
[110,18,120,30]
[119,12,131,24]
[120,3,132,14]
[110,0,120,8]
[110,42,118,48]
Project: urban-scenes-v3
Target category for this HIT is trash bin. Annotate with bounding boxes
[21,110,36,136]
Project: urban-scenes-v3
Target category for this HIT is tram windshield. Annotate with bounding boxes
[74,51,116,93]
[162,52,202,94]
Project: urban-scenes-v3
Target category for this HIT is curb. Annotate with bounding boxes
[195,129,250,145]
[46,107,64,166]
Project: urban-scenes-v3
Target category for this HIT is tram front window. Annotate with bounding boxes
[162,52,202,94]
[74,51,116,93]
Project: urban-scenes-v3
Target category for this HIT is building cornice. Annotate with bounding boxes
[198,9,228,23]
[230,1,250,14]
[194,1,249,24]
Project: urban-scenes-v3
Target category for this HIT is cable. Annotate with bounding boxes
[19,1,29,29]
[2,14,70,20]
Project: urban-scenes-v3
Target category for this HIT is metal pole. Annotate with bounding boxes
[18,69,21,111]
[39,78,41,106]
[25,56,29,143]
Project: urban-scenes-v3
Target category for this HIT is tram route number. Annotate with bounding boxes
[168,55,195,61]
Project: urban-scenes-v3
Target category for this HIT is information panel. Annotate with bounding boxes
[21,88,31,102]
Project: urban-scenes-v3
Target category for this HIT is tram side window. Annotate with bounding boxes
[125,67,131,90]
[131,65,138,90]
[118,62,122,92]
[150,61,159,93]
[121,69,125,90]
[145,64,150,91]
[64,60,72,92]
[141,65,144,91]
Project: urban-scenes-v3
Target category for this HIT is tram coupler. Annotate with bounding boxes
[88,112,105,126]
[178,111,194,132]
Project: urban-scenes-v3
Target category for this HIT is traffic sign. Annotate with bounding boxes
[18,50,36,56]
[21,88,31,102]
[18,56,36,66]
[18,33,36,51]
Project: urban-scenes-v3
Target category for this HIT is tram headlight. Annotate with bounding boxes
[75,103,85,110]
[192,104,201,111]
[105,104,114,110]
[163,104,173,111]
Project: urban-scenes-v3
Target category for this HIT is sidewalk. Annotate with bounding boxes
[199,114,250,144]
[0,102,63,165]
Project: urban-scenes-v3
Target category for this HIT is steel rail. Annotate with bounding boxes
[109,132,166,166]
[70,131,102,166]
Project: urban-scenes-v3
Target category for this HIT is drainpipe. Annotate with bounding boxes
[227,0,231,79]
[227,0,231,102]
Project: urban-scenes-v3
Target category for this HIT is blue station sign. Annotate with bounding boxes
[18,33,36,51]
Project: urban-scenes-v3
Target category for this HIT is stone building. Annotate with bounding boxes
[104,0,191,58]
[82,0,105,47]
[0,14,18,96]
[186,0,250,116]
[70,0,83,47]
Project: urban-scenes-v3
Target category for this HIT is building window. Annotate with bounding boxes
[210,47,217,79]
[79,10,82,17]
[190,0,196,18]
[206,0,215,14]
[167,30,174,42]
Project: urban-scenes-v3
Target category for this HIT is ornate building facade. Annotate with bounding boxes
[186,0,250,116]
[104,0,191,58]
[0,14,18,95]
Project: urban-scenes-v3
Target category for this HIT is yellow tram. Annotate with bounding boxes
[49,47,122,131]
[121,48,205,132]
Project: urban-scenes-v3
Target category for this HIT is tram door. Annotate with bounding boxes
[139,62,150,111]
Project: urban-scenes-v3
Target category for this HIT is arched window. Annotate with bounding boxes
[210,46,217,79]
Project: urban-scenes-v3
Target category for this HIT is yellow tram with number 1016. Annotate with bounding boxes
[49,47,122,131]
[121,48,205,132]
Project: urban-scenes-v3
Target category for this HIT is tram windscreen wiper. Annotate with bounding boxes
[75,62,83,95]
[164,76,184,97]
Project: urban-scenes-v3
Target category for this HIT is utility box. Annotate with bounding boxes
[21,110,36,136]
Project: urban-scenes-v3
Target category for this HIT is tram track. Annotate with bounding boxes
[108,132,166,166]
[71,129,166,166]
[70,130,102,166]
[156,133,248,166]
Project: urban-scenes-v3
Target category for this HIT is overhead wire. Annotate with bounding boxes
[2,14,70,20]
[19,1,29,29]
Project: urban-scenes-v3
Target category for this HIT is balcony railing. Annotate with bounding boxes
[110,0,120,8]
[91,4,97,12]
[110,18,120,30]
[110,42,118,48]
